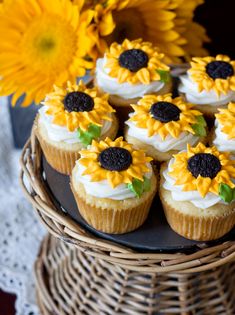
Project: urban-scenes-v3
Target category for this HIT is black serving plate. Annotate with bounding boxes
[42,156,235,252]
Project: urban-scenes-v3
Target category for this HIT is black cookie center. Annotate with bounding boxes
[118,49,149,72]
[98,147,132,171]
[64,92,94,112]
[206,61,234,80]
[150,101,181,123]
[187,153,221,179]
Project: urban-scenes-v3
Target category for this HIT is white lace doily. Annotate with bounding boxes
[0,97,46,315]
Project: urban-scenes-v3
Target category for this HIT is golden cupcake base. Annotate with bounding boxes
[71,172,157,234]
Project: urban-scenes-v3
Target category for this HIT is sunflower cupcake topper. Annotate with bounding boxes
[169,143,235,202]
[105,39,170,85]
[189,55,235,96]
[79,137,153,197]
[42,80,115,145]
[215,102,235,139]
[128,94,207,139]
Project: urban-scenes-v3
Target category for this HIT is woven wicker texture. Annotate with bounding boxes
[20,129,235,274]
[36,235,235,315]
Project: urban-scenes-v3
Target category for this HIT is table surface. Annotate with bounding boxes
[0,290,16,315]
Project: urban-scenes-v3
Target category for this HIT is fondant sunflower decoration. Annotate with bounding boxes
[129,94,206,139]
[105,39,170,85]
[0,0,94,106]
[215,102,235,139]
[42,81,115,144]
[188,55,235,95]
[79,137,152,195]
[169,143,235,200]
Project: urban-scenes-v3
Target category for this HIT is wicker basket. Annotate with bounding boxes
[36,234,235,315]
[20,130,235,314]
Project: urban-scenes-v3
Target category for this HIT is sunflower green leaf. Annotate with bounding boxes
[192,115,207,137]
[77,124,101,146]
[219,183,235,203]
[156,69,170,83]
[127,177,151,198]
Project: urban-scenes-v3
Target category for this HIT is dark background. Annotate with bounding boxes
[196,0,235,58]
[1,0,235,314]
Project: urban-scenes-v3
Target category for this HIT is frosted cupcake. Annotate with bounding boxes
[213,102,235,153]
[95,38,171,122]
[125,94,207,161]
[179,55,235,118]
[160,143,235,241]
[71,137,157,234]
[36,81,118,175]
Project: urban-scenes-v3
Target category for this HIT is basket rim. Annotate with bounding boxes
[19,129,235,273]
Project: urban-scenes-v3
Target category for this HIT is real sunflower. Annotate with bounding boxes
[188,55,235,96]
[83,0,189,64]
[215,102,235,139]
[42,80,115,132]
[172,0,209,59]
[105,39,169,85]
[79,137,152,188]
[169,142,235,197]
[129,94,202,139]
[0,0,94,106]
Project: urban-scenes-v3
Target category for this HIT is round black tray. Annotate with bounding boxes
[42,156,235,252]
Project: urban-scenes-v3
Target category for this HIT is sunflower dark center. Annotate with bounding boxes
[64,92,94,113]
[98,147,132,171]
[206,61,234,80]
[150,101,181,123]
[118,49,149,72]
[187,153,221,179]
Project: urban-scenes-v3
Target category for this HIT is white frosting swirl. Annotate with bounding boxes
[179,74,235,106]
[213,119,235,152]
[163,158,224,209]
[96,57,164,99]
[125,114,199,152]
[73,161,153,200]
[38,106,112,144]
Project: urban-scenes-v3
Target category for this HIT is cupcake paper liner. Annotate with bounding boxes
[160,192,235,241]
[71,181,156,234]
[37,131,81,175]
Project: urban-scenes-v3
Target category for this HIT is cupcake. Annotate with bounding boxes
[179,55,235,119]
[160,142,235,241]
[125,94,207,162]
[212,102,235,153]
[95,38,171,123]
[35,81,118,175]
[71,137,157,234]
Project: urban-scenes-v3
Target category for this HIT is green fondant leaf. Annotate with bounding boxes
[219,183,235,203]
[143,177,151,192]
[127,177,151,198]
[77,129,92,146]
[192,115,207,137]
[77,124,101,146]
[156,70,170,83]
[196,115,207,126]
[88,124,102,139]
